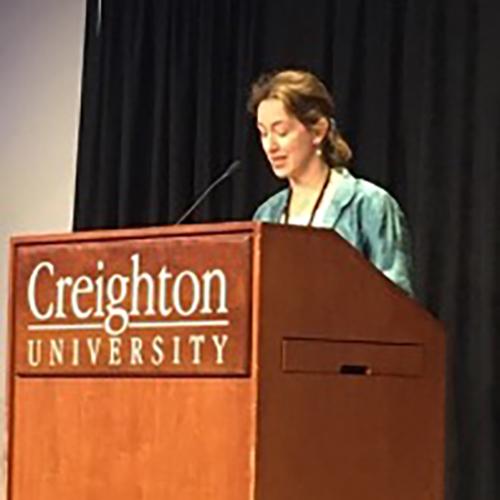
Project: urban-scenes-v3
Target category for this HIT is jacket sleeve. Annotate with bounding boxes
[361,190,415,297]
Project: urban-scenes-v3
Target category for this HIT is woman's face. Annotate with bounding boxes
[256,98,319,180]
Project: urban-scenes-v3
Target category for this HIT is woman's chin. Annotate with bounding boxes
[271,165,291,179]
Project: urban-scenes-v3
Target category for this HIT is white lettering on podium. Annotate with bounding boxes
[87,338,102,365]
[172,336,181,365]
[26,254,229,337]
[25,333,230,369]
[72,337,80,366]
[130,336,144,366]
[172,271,201,316]
[55,276,73,318]
[109,338,122,365]
[212,334,229,364]
[189,335,206,365]
[71,275,95,319]
[49,338,64,366]
[130,253,156,317]
[94,260,105,317]
[151,335,165,366]
[201,269,228,314]
[27,261,55,320]
[27,339,42,367]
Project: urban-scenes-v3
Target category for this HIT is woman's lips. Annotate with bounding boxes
[270,156,287,166]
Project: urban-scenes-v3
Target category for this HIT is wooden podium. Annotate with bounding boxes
[7,222,445,499]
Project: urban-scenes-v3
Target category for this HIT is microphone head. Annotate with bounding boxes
[224,159,242,177]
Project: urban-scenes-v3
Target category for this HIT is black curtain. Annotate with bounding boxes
[74,1,500,499]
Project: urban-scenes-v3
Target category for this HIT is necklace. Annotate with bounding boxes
[282,168,332,226]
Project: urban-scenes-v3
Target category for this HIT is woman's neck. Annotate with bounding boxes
[285,160,331,222]
[288,160,330,196]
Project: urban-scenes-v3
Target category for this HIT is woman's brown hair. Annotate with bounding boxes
[247,69,352,167]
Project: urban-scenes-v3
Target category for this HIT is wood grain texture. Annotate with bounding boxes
[8,222,445,500]
[8,223,258,500]
[14,232,252,376]
[253,224,445,500]
[11,378,255,500]
[10,221,256,246]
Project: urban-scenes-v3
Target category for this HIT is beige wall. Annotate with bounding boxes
[0,0,86,496]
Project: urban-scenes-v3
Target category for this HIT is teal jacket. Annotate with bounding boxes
[253,169,415,296]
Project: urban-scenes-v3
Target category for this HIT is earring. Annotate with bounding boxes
[315,147,322,157]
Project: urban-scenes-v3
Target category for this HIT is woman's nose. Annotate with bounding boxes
[263,134,278,153]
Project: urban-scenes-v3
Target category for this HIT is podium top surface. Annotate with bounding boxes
[10,221,259,246]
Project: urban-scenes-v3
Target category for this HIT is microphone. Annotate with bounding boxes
[174,160,242,225]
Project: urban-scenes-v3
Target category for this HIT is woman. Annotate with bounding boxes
[248,69,414,296]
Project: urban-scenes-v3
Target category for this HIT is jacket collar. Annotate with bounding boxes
[322,168,357,226]
[268,189,288,222]
[270,168,357,226]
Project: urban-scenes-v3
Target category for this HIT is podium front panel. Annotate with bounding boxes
[8,224,258,500]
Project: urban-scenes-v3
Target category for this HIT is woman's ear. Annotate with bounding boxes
[312,117,329,144]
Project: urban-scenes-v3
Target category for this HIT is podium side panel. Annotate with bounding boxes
[254,225,445,500]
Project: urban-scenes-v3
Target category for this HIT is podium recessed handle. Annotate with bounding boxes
[282,338,423,377]
[338,364,372,376]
